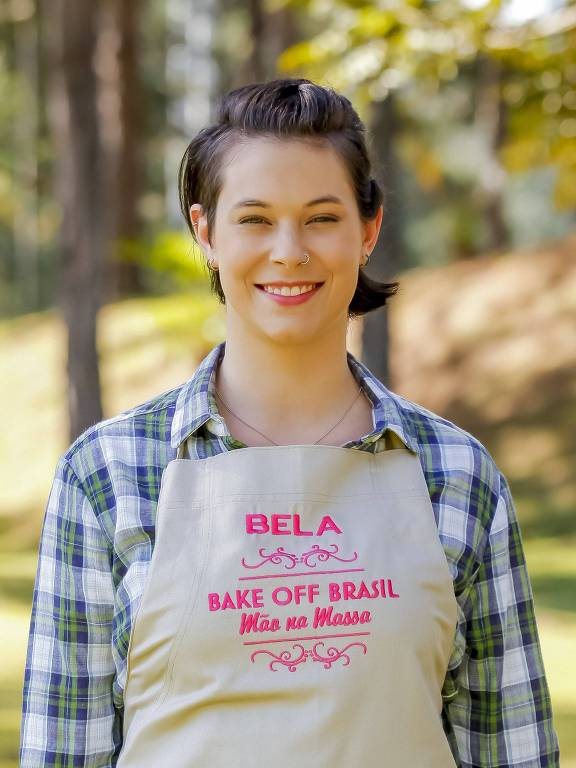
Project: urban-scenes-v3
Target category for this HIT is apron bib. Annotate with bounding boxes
[117,445,458,767]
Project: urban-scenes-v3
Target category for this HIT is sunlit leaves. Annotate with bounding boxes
[118,231,210,286]
[279,0,576,209]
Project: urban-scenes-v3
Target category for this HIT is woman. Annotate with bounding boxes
[21,79,559,767]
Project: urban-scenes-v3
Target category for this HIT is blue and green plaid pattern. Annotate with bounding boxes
[20,341,559,767]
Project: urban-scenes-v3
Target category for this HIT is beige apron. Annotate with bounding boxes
[117,444,458,767]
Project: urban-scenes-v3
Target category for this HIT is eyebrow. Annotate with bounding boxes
[232,195,344,210]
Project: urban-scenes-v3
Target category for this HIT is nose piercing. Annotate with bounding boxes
[299,252,310,265]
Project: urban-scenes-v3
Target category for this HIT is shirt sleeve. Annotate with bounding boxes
[444,472,560,767]
[20,455,122,767]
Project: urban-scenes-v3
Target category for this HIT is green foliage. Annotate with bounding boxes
[117,231,211,287]
[279,0,502,102]
[498,26,576,209]
[278,0,576,210]
[0,57,27,230]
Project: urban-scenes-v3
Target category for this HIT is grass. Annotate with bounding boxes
[2,236,575,765]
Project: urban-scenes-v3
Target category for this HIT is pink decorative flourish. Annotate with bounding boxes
[250,641,367,671]
[303,545,358,568]
[242,546,299,569]
[251,643,307,672]
[242,544,358,570]
[311,641,367,668]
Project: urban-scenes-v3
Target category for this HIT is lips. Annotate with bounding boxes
[254,282,324,304]
[255,282,324,296]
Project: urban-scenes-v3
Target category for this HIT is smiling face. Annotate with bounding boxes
[190,136,382,349]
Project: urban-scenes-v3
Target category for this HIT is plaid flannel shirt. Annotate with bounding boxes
[20,341,560,767]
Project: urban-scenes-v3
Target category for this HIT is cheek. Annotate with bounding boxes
[330,251,361,279]
[217,254,255,297]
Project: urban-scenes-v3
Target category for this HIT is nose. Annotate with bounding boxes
[269,224,305,268]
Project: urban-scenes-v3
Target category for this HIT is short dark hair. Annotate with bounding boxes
[178,78,399,317]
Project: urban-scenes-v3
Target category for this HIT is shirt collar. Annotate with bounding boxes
[170,341,420,454]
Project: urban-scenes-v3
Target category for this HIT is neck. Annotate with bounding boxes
[215,322,362,444]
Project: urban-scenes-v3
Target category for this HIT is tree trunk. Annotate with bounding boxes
[13,5,40,314]
[246,0,266,83]
[105,0,143,299]
[48,0,104,441]
[475,54,511,252]
[230,0,299,87]
[260,2,299,79]
[362,93,404,385]
[164,0,219,224]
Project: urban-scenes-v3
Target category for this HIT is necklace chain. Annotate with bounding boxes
[214,385,364,446]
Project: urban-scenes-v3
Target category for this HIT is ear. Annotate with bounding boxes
[361,204,383,258]
[189,203,216,265]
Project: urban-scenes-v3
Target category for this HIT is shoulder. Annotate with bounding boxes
[353,353,501,502]
[386,389,503,574]
[396,391,499,484]
[59,381,185,492]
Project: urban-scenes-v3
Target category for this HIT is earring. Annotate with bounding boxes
[362,251,370,267]
[207,258,219,272]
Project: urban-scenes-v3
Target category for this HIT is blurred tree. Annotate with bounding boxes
[278,0,576,372]
[215,0,301,93]
[105,0,144,299]
[0,0,47,317]
[475,53,511,250]
[363,92,404,383]
[12,0,41,312]
[279,0,576,224]
[491,7,576,211]
[163,0,220,227]
[247,0,266,83]
[48,0,104,440]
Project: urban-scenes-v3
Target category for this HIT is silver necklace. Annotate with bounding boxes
[214,385,364,446]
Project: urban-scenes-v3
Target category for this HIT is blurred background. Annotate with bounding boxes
[0,0,575,765]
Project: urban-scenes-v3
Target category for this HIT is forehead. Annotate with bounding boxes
[217,137,355,206]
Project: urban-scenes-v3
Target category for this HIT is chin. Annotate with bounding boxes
[255,322,322,347]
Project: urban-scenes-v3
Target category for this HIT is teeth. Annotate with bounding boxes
[263,284,316,296]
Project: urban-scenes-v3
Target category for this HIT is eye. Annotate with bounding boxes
[238,216,269,224]
[308,215,339,224]
[238,214,339,225]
